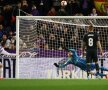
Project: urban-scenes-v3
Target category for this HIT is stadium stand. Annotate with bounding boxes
[0,0,107,51]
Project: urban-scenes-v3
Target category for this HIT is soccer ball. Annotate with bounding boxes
[61,0,67,6]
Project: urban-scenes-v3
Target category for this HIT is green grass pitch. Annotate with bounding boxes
[0,79,108,90]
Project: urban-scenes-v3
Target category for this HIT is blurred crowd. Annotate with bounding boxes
[0,0,108,51]
[19,19,108,51]
[0,0,101,16]
[35,21,108,51]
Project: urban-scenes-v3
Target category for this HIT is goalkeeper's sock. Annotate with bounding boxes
[95,72,106,77]
[87,64,90,77]
[95,63,99,73]
[101,66,108,71]
[87,76,90,80]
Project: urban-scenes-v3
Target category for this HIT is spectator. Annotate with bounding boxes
[0,24,3,40]
[80,0,94,16]
[47,7,56,16]
[22,42,27,49]
[66,0,80,15]
[14,2,22,16]
[21,0,31,15]
[4,26,12,36]
[57,8,68,16]
[35,0,52,15]
[0,15,4,24]
[90,8,98,16]
[10,33,16,50]
[19,37,23,50]
[0,24,10,38]
[39,23,49,43]
[48,33,56,50]
[51,23,62,50]
[8,31,13,40]
[62,26,72,48]
[106,7,108,15]
[3,4,13,26]
[0,0,5,6]
[1,34,11,50]
[31,5,39,16]
[35,34,45,48]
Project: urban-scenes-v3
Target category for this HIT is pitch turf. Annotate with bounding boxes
[0,79,108,90]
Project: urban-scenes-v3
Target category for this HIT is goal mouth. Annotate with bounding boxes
[16,16,108,79]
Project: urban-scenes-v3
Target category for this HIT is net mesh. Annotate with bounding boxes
[19,18,108,56]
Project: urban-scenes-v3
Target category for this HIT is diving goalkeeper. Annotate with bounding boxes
[54,49,108,78]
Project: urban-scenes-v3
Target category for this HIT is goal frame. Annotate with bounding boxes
[16,16,108,79]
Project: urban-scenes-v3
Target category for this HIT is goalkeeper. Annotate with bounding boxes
[54,49,108,78]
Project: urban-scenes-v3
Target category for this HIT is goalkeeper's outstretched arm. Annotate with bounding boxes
[54,59,71,68]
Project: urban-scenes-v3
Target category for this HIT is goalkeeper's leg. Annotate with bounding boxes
[87,63,90,79]
[99,66,108,71]
[89,72,107,78]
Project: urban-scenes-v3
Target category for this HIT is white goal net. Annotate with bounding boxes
[17,16,108,79]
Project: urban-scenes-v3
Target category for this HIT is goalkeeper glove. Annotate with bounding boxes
[54,63,59,67]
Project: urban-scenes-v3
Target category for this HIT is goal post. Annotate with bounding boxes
[17,16,108,79]
[16,17,20,79]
